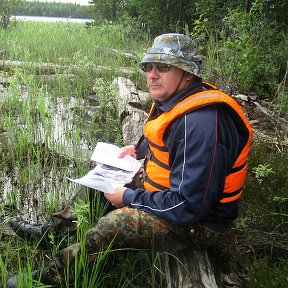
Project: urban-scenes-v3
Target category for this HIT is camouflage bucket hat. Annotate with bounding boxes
[140,33,202,77]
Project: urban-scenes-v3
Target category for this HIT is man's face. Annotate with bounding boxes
[142,63,193,102]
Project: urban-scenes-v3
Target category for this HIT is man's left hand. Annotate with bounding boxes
[104,187,127,208]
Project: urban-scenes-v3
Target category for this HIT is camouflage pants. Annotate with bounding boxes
[41,174,220,285]
[43,207,220,285]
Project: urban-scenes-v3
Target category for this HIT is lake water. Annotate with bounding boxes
[14,15,93,23]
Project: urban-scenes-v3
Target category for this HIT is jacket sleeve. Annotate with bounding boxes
[123,105,236,225]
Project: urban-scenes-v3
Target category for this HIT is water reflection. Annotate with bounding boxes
[14,15,93,23]
[0,76,97,226]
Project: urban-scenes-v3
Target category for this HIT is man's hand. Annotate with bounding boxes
[118,145,136,158]
[104,187,127,208]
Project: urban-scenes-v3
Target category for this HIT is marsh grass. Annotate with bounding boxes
[1,20,287,288]
[0,20,165,287]
[1,21,149,67]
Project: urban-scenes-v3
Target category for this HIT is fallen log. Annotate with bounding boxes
[233,94,288,134]
[32,73,76,84]
[253,101,288,133]
[113,76,226,288]
[0,59,136,75]
[95,46,138,63]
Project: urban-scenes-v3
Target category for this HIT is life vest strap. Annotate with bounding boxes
[143,172,169,191]
[230,162,247,173]
[221,187,242,202]
[146,150,170,170]
[147,139,168,152]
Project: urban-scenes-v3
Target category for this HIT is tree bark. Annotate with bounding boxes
[163,249,222,288]
[112,77,149,145]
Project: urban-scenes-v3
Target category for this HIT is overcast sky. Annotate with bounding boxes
[34,0,90,5]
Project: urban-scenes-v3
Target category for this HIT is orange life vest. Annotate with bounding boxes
[143,87,253,203]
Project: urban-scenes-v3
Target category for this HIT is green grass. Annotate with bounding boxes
[242,141,288,233]
[0,20,287,288]
[0,20,161,287]
[244,256,288,288]
[1,21,149,64]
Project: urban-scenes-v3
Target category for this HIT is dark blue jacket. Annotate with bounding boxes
[123,79,248,233]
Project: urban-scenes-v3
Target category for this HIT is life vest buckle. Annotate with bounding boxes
[146,150,153,160]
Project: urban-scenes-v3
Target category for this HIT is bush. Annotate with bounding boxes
[195,4,285,99]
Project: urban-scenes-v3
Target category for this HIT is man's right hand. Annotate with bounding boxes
[118,145,136,158]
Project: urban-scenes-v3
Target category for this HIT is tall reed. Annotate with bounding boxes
[0,20,157,287]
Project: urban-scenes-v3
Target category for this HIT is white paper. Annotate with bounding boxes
[91,142,140,172]
[67,142,141,193]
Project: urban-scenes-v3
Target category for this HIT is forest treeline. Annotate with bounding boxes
[1,0,288,105]
[90,0,286,102]
[0,1,287,287]
[90,0,288,35]
[15,0,90,19]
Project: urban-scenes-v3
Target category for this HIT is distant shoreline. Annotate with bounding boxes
[13,15,93,23]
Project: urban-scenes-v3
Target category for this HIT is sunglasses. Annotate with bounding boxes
[140,63,173,73]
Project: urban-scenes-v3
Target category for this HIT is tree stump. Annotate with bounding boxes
[113,77,225,288]
[163,248,222,288]
[112,77,149,145]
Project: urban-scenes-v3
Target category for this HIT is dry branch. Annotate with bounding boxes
[233,94,288,134]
